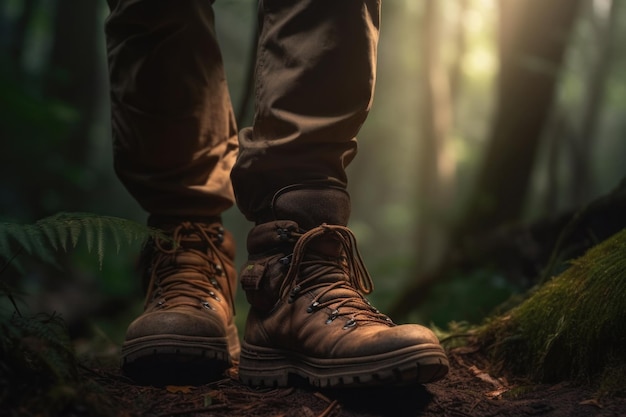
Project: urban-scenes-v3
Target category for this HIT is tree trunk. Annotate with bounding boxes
[448,0,469,107]
[458,0,582,237]
[414,0,455,272]
[389,0,583,319]
[8,0,39,69]
[570,0,620,205]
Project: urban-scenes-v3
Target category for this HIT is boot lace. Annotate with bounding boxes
[279,224,392,329]
[144,222,235,314]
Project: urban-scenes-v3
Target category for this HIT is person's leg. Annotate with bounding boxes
[231,0,375,218]
[233,0,449,388]
[106,0,238,216]
[105,0,239,385]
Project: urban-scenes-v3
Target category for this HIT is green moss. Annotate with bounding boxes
[478,228,626,395]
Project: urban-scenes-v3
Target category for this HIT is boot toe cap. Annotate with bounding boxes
[330,322,442,357]
[125,310,227,340]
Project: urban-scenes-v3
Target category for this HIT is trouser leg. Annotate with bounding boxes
[231,0,381,221]
[105,0,238,218]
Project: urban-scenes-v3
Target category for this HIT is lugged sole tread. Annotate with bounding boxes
[238,343,449,389]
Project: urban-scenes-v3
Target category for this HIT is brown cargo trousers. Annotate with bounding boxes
[105,0,380,221]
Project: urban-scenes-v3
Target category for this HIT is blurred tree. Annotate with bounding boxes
[8,0,39,66]
[459,0,582,236]
[537,0,621,215]
[0,0,104,221]
[46,0,101,190]
[448,0,469,108]
[570,0,620,205]
[390,0,583,320]
[414,0,455,273]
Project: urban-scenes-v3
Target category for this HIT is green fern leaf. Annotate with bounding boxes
[110,219,123,254]
[8,224,34,255]
[0,223,56,266]
[95,216,105,269]
[0,224,11,253]
[0,212,169,271]
[83,217,95,254]
[38,220,60,251]
[118,217,142,246]
[68,218,82,249]
[28,227,57,265]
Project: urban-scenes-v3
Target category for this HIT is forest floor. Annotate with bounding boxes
[75,345,626,417]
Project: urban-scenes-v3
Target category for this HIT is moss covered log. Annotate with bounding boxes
[477,228,626,395]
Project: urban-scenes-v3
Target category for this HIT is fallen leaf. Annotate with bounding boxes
[579,399,602,408]
[467,365,510,397]
[165,385,194,394]
[485,388,509,398]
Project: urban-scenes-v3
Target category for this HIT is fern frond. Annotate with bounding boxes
[96,217,105,267]
[39,221,61,251]
[111,220,123,254]
[0,223,58,266]
[83,216,95,254]
[7,224,34,255]
[68,218,82,249]
[0,212,168,271]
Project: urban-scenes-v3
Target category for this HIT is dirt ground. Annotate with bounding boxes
[79,346,626,417]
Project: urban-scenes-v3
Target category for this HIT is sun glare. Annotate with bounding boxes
[464,47,496,79]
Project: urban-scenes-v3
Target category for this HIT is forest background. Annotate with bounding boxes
[1,0,625,347]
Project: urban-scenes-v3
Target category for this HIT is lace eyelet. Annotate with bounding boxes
[288,285,301,303]
[277,228,291,241]
[342,319,357,330]
[279,254,292,266]
[325,309,339,324]
[306,301,320,313]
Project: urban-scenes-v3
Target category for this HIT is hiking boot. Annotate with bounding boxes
[238,187,449,388]
[121,218,240,385]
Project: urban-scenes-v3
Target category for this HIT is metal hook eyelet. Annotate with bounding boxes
[306,301,320,313]
[342,318,357,330]
[325,309,339,324]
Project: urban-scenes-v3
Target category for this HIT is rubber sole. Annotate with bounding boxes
[238,341,449,388]
[121,334,231,386]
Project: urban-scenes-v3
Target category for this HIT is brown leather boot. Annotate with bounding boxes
[121,219,240,385]
[238,187,449,388]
